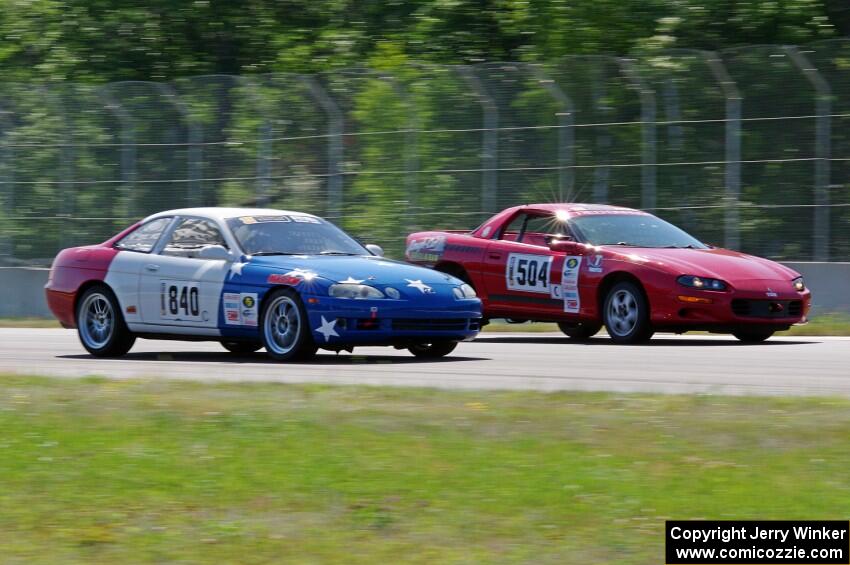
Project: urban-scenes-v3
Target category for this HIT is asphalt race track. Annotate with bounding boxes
[1,328,849,397]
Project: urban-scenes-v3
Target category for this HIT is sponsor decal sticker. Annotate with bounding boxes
[292,215,321,223]
[241,293,258,327]
[406,235,446,262]
[267,273,301,285]
[223,292,258,326]
[223,292,242,325]
[283,268,316,281]
[506,253,553,294]
[561,256,582,313]
[587,254,604,273]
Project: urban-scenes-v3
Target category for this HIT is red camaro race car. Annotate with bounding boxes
[405,204,812,343]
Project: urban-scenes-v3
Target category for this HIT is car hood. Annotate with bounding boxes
[608,247,800,284]
[248,255,461,286]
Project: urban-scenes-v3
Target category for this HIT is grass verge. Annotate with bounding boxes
[0,317,60,328]
[1,375,849,563]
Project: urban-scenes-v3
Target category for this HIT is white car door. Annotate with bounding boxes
[104,216,176,329]
[138,217,232,334]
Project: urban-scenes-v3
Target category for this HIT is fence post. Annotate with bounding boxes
[47,86,74,250]
[785,46,832,262]
[155,83,202,207]
[99,88,136,220]
[301,75,344,220]
[702,51,742,251]
[458,66,498,217]
[375,70,419,231]
[619,58,657,210]
[591,61,612,203]
[0,102,12,262]
[525,63,575,200]
[236,76,272,207]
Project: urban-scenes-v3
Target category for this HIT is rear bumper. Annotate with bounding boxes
[304,296,482,346]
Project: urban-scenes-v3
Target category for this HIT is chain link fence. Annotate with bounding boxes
[2,41,850,265]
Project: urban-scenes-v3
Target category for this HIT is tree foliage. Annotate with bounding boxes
[0,0,841,82]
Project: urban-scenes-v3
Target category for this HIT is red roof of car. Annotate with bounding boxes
[472,203,648,238]
[519,203,646,215]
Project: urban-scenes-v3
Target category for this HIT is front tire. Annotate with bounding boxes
[221,341,263,355]
[259,289,317,361]
[557,321,602,340]
[408,341,458,358]
[76,285,136,357]
[602,281,653,344]
[733,329,774,343]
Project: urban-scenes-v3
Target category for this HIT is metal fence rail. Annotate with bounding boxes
[2,41,850,265]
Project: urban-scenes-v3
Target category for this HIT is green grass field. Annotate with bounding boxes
[1,376,849,563]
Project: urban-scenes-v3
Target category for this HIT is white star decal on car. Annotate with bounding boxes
[228,261,247,279]
[314,316,339,342]
[339,276,365,284]
[405,279,433,294]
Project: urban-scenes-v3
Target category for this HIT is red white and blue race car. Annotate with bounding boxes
[46,208,482,361]
[406,203,812,343]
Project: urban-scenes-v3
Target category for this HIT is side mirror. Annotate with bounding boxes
[365,244,384,257]
[198,245,232,261]
[548,239,582,254]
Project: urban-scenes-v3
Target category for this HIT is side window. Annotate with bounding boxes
[499,214,528,243]
[523,214,570,247]
[115,218,171,253]
[162,218,226,258]
[500,213,569,247]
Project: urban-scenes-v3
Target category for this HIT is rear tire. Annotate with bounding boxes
[221,341,262,355]
[733,329,774,343]
[408,341,458,358]
[557,321,602,340]
[602,281,654,344]
[260,288,317,361]
[76,285,135,357]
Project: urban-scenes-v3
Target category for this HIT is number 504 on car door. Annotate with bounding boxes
[506,253,552,294]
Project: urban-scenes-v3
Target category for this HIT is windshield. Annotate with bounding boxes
[226,215,369,256]
[570,214,707,249]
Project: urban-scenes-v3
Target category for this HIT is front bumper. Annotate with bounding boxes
[303,295,483,346]
[651,287,812,331]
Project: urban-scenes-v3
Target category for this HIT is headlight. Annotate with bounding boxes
[677,275,727,291]
[452,283,477,299]
[385,287,401,299]
[793,277,805,292]
[329,283,385,299]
